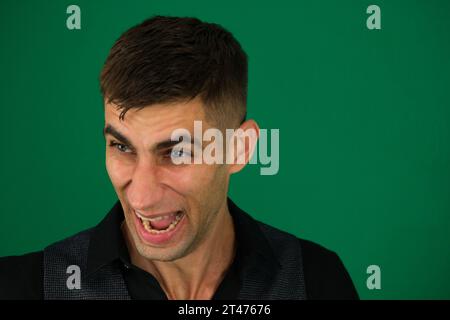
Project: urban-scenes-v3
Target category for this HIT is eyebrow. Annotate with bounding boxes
[103,124,133,147]
[103,124,202,151]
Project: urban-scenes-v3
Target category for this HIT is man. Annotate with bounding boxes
[0,16,358,300]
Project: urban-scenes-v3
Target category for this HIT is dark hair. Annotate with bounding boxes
[100,15,247,127]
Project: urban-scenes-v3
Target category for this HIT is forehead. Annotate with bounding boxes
[104,97,210,134]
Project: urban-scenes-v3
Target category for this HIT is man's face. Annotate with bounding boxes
[104,98,230,262]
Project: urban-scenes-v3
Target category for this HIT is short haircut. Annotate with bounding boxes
[99,15,248,127]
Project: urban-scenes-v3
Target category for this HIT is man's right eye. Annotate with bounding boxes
[109,141,132,153]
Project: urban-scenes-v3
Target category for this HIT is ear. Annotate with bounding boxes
[227,119,260,175]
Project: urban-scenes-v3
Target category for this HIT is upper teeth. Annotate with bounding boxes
[135,210,180,222]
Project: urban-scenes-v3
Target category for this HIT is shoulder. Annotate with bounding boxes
[0,229,95,300]
[254,220,359,299]
[298,238,359,300]
[0,251,43,299]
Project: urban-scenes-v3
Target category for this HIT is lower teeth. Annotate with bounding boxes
[141,213,182,234]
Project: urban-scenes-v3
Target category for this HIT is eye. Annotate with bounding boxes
[109,141,132,153]
[170,148,191,159]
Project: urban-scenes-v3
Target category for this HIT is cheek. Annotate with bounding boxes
[106,154,134,189]
[168,164,227,199]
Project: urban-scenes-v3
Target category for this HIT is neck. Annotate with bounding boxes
[122,201,236,300]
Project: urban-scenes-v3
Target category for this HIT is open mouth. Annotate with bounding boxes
[135,210,185,234]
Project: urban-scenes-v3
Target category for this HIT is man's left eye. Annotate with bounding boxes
[170,148,191,158]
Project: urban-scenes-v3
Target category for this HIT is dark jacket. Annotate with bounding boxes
[0,199,359,300]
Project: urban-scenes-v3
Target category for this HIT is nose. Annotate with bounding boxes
[126,158,165,212]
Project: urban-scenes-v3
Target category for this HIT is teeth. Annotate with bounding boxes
[136,210,180,222]
[150,216,165,222]
[140,212,184,234]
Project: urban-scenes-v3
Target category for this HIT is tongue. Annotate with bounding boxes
[150,214,177,230]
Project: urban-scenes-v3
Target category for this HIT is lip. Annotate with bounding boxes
[133,209,186,246]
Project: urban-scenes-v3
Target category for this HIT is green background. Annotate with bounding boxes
[1,0,449,299]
